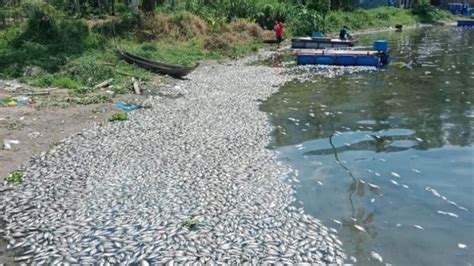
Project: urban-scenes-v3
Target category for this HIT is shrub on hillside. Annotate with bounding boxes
[0,0,102,76]
[141,12,208,40]
[222,19,264,39]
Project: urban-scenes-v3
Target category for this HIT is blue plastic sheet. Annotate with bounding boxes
[116,101,139,111]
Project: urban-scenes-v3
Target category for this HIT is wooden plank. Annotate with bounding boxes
[297,50,379,56]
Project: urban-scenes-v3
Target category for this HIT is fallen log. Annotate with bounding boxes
[94,78,113,89]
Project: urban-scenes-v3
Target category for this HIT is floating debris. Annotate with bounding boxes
[458,243,467,249]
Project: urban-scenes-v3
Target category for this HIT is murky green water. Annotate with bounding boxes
[262,27,474,265]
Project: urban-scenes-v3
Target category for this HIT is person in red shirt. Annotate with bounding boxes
[274,19,284,47]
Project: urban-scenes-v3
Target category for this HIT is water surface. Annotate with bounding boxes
[262,27,474,265]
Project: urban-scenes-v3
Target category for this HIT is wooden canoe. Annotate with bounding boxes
[116,49,199,77]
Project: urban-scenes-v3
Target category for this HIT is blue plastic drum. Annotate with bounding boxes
[373,40,388,52]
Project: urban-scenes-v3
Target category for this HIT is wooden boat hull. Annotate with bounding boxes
[117,49,198,77]
[291,37,355,49]
[295,49,391,67]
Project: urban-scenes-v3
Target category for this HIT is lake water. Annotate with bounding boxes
[261,27,474,265]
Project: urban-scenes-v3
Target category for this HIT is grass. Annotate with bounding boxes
[109,112,128,122]
[6,171,23,184]
[324,7,418,33]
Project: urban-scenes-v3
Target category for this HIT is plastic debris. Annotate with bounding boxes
[16,97,29,107]
[116,101,139,111]
[3,139,20,150]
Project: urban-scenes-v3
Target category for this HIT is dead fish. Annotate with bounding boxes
[368,183,380,189]
[391,172,401,178]
[402,184,409,189]
[332,219,342,225]
[413,225,424,230]
[354,225,366,232]
[437,211,458,218]
[426,187,441,197]
[458,243,467,249]
[370,251,383,262]
[412,169,421,173]
[390,179,400,186]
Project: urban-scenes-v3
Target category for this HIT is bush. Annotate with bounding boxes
[412,3,452,23]
[0,0,99,77]
[140,11,208,41]
[32,74,80,89]
[287,7,323,36]
[222,19,264,39]
[109,112,128,122]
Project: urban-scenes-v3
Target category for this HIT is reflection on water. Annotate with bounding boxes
[261,27,474,265]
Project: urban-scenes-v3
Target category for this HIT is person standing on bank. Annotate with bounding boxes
[274,19,284,48]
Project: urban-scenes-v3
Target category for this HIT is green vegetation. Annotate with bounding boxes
[6,171,24,184]
[109,111,128,121]
[0,0,453,97]
[182,218,198,229]
[0,96,14,106]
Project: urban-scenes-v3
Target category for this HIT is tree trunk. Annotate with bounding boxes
[131,0,138,15]
[142,0,156,13]
[75,0,81,16]
[111,0,115,15]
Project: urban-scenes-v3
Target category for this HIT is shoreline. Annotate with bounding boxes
[0,54,345,263]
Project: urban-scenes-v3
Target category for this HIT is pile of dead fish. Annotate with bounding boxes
[0,55,346,264]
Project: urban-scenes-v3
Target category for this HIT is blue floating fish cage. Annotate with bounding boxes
[449,3,472,16]
[295,40,390,67]
[457,20,474,27]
